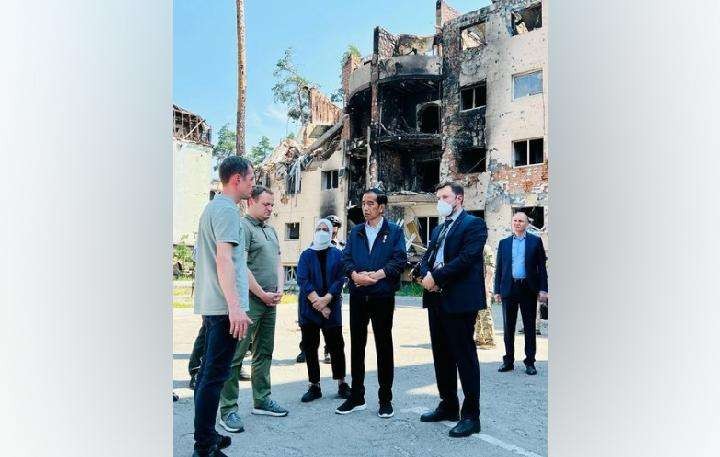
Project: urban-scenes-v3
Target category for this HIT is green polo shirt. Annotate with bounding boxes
[241,215,280,292]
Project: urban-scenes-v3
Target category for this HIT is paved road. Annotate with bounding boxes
[173,299,548,457]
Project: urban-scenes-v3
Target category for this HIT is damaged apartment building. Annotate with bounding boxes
[259,0,548,284]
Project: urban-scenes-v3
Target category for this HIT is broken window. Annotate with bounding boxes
[513,138,544,167]
[513,70,542,99]
[416,159,441,193]
[286,172,301,195]
[418,104,440,134]
[321,170,339,190]
[417,216,439,246]
[513,206,545,229]
[283,265,297,285]
[285,223,300,240]
[511,3,542,36]
[457,146,487,174]
[460,82,486,111]
[461,22,487,50]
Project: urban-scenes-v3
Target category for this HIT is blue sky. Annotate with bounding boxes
[173,0,490,150]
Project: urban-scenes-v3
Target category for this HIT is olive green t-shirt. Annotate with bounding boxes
[193,194,250,315]
[241,215,280,292]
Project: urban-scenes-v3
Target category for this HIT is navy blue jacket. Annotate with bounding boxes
[297,246,345,327]
[418,210,488,313]
[493,232,548,298]
[342,219,407,297]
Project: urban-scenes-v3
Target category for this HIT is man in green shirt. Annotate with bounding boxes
[192,156,254,457]
[219,185,289,433]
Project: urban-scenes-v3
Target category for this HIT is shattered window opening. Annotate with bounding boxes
[321,170,339,190]
[513,70,542,100]
[513,138,544,167]
[457,146,487,174]
[285,223,300,240]
[513,206,545,229]
[460,82,487,111]
[461,22,487,50]
[417,103,440,134]
[511,3,542,36]
[415,159,441,193]
[417,216,439,246]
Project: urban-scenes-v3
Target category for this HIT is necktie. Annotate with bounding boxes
[428,218,453,268]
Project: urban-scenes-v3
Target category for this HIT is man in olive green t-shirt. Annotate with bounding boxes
[218,185,289,432]
[191,157,254,457]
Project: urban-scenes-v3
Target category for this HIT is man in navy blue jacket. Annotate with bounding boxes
[335,188,407,419]
[416,182,487,438]
[494,211,549,376]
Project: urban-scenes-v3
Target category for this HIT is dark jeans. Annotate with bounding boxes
[300,324,346,384]
[298,305,328,356]
[502,280,538,366]
[193,315,237,451]
[428,303,480,421]
[349,294,395,404]
[188,321,206,375]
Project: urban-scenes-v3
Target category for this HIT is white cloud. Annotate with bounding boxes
[263,103,288,124]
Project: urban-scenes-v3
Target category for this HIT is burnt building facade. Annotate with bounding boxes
[263,0,548,284]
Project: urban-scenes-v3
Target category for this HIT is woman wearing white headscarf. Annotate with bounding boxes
[296,218,350,402]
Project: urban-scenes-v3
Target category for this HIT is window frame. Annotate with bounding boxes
[460,81,487,112]
[512,137,544,168]
[285,222,300,241]
[512,69,543,100]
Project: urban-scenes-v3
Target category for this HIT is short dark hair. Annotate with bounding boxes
[363,187,388,205]
[250,185,273,200]
[435,181,464,196]
[219,156,253,184]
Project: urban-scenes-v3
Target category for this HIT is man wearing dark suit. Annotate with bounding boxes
[416,182,487,438]
[494,211,549,376]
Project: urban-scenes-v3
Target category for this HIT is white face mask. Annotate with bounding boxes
[436,199,454,218]
[311,230,332,250]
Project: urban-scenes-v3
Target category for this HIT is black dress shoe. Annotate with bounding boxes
[420,407,460,422]
[449,418,481,437]
[525,365,537,375]
[296,351,306,363]
[498,363,514,372]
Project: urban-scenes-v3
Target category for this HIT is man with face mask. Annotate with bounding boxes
[416,182,488,438]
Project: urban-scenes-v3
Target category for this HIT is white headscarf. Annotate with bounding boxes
[310,218,333,251]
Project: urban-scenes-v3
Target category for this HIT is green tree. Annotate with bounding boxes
[248,135,273,166]
[212,124,236,171]
[272,47,312,124]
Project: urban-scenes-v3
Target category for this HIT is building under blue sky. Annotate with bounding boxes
[173,0,490,152]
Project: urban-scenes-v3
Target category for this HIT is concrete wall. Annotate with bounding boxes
[173,139,212,245]
[267,148,347,268]
[441,0,549,256]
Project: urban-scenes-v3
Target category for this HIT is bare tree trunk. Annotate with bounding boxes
[236,0,246,156]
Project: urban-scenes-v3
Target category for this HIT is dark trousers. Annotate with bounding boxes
[502,280,538,366]
[193,315,237,451]
[427,302,480,420]
[349,294,395,404]
[188,320,206,375]
[298,306,328,355]
[300,324,346,384]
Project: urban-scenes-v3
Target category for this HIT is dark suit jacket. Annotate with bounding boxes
[493,232,548,298]
[418,210,488,313]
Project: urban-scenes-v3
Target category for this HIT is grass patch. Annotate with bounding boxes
[173,300,193,308]
[396,282,424,297]
[280,294,298,304]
